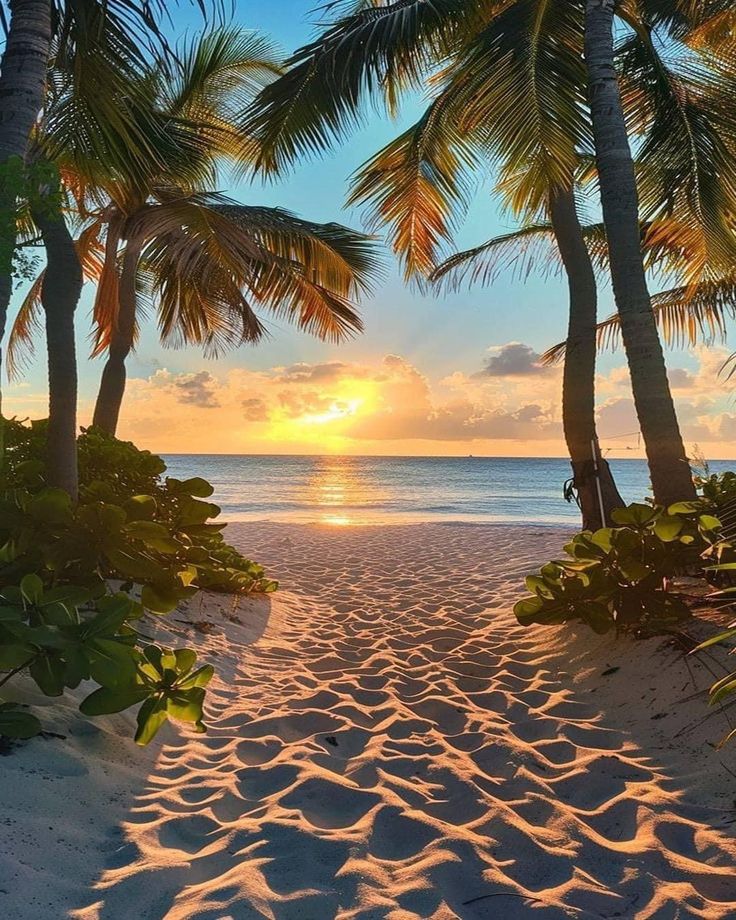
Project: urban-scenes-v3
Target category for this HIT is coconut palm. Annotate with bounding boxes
[583,1,690,503]
[13,28,380,439]
[0,0,208,493]
[346,4,623,528]
[245,0,735,508]
[0,0,193,352]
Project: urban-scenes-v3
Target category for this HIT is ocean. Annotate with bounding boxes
[161,455,735,526]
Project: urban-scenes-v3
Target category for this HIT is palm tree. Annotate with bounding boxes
[0,0,205,492]
[0,0,186,365]
[583,0,695,504]
[13,29,380,438]
[30,168,83,497]
[245,0,735,510]
[0,0,54,434]
[345,4,623,528]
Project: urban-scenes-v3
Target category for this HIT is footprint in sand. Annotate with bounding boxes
[255,822,349,895]
[237,763,300,800]
[235,737,283,765]
[158,814,221,854]
[280,776,380,829]
[410,697,468,734]
[368,805,440,860]
[239,710,342,743]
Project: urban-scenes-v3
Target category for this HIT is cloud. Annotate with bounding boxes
[278,390,338,417]
[242,397,270,422]
[172,371,220,409]
[61,343,736,459]
[275,362,364,384]
[477,342,548,377]
[668,368,696,390]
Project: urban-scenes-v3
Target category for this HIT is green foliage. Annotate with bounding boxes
[0,702,42,740]
[0,157,64,278]
[693,622,736,745]
[0,421,276,744]
[81,644,213,745]
[693,468,736,514]
[515,503,722,635]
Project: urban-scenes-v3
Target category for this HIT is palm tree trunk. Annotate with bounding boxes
[0,0,52,440]
[549,186,623,529]
[0,0,51,161]
[92,235,142,436]
[33,201,82,500]
[584,0,695,506]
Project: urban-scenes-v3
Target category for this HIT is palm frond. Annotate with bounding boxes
[158,27,283,166]
[616,25,736,285]
[348,83,483,280]
[638,0,736,40]
[686,7,736,53]
[430,224,559,290]
[455,0,590,216]
[91,216,123,356]
[7,277,45,382]
[211,203,382,296]
[244,0,492,175]
[541,275,736,365]
[100,195,379,354]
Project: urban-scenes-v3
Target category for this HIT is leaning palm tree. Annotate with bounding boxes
[87,193,377,435]
[430,11,736,514]
[12,28,380,438]
[0,0,209,493]
[346,3,624,528]
[0,0,199,364]
[245,0,736,507]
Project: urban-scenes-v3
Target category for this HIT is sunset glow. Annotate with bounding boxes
[7,345,730,460]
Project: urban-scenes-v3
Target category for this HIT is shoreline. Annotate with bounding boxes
[2,522,735,918]
[218,517,581,528]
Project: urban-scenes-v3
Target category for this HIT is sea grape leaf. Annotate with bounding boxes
[80,684,151,716]
[135,697,168,745]
[0,707,41,739]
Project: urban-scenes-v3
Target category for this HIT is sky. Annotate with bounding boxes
[5,0,736,459]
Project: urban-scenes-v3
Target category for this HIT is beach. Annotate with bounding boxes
[3,522,736,919]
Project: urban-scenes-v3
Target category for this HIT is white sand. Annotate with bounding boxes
[2,522,736,919]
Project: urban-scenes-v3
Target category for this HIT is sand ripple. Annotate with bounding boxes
[6,523,736,919]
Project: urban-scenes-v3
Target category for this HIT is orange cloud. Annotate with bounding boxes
[6,343,734,459]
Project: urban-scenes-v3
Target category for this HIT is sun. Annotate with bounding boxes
[260,379,379,452]
[302,397,363,425]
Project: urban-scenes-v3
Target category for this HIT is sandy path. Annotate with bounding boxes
[4,523,736,919]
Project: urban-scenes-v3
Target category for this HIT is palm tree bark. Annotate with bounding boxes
[549,185,623,529]
[0,0,52,443]
[584,0,695,506]
[33,202,82,500]
[0,0,53,337]
[92,235,142,436]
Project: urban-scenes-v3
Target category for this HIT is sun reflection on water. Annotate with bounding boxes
[304,456,379,526]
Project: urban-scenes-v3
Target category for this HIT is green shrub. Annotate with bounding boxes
[0,577,212,743]
[0,420,276,744]
[515,502,722,635]
[693,468,736,511]
[693,622,736,745]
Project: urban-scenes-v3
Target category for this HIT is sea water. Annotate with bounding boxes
[161,455,735,526]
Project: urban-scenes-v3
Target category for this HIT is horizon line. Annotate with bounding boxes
[157,451,660,461]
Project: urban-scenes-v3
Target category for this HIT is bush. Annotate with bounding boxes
[693,622,736,745]
[514,502,722,636]
[0,421,276,744]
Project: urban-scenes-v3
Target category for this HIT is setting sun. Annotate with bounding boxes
[301,396,363,425]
